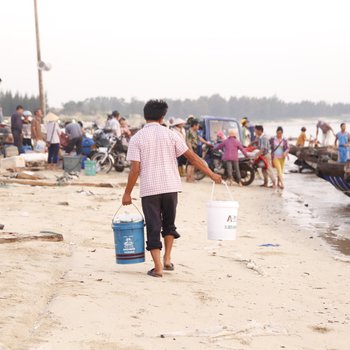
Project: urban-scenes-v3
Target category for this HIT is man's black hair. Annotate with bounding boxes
[143,99,168,121]
[340,122,345,128]
[301,127,306,132]
[78,121,83,128]
[255,125,264,132]
[16,105,24,110]
[34,108,42,115]
[120,117,126,121]
[190,119,199,127]
[276,126,283,133]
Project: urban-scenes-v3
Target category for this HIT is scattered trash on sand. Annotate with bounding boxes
[77,189,95,196]
[159,321,288,345]
[0,231,63,244]
[258,243,280,247]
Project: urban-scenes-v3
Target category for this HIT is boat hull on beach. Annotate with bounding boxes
[289,145,338,172]
[316,161,350,197]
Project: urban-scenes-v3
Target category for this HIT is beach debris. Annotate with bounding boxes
[16,171,45,181]
[0,231,63,244]
[0,224,4,230]
[218,253,265,276]
[0,178,114,188]
[159,321,288,345]
[58,201,69,206]
[258,243,280,247]
[310,325,332,333]
[56,172,79,185]
[333,255,350,264]
[77,189,95,196]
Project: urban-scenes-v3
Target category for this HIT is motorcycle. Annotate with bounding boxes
[92,136,129,173]
[194,145,255,186]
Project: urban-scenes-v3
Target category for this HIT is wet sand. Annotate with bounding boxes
[0,170,350,350]
[284,157,350,256]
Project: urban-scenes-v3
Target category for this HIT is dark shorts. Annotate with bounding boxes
[141,192,180,251]
[65,137,83,154]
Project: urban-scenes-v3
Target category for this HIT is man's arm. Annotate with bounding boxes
[238,143,249,158]
[184,149,222,183]
[199,135,211,146]
[122,161,140,205]
[334,134,338,147]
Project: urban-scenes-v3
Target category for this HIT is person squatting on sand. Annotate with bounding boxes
[122,100,222,278]
[214,129,249,186]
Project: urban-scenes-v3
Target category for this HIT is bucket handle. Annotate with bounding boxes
[112,203,144,223]
[210,181,234,201]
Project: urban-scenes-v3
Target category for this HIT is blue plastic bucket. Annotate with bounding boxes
[112,218,145,265]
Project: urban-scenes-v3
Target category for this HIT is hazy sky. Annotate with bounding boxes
[1,0,350,107]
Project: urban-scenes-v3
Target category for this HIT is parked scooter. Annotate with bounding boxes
[92,136,129,173]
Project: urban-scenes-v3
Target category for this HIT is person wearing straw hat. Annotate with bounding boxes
[171,118,187,177]
[45,112,61,169]
[122,100,222,278]
[214,129,249,186]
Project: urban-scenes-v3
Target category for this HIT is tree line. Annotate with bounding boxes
[0,91,40,116]
[1,91,350,119]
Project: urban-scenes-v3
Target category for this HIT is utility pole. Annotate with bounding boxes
[34,0,46,116]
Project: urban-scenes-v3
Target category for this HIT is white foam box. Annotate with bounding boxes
[0,156,26,169]
[4,145,19,157]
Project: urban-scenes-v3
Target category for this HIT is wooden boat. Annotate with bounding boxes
[289,144,338,172]
[316,161,350,197]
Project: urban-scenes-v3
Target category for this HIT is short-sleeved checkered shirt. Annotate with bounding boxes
[127,122,189,198]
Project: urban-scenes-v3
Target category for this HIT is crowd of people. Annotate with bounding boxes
[9,105,84,169]
[168,116,291,190]
[5,103,349,182]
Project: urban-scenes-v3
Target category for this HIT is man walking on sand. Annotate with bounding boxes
[254,125,277,188]
[122,100,222,278]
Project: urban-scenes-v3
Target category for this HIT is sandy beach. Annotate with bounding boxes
[1,170,350,350]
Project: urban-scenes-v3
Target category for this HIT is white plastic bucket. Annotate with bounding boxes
[207,182,239,240]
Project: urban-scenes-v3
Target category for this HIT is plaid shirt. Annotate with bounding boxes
[127,123,188,197]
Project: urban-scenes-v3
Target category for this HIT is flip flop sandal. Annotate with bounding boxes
[147,268,163,278]
[163,263,175,271]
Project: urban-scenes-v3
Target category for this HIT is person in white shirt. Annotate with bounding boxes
[105,110,121,138]
[45,113,61,168]
[122,100,221,278]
